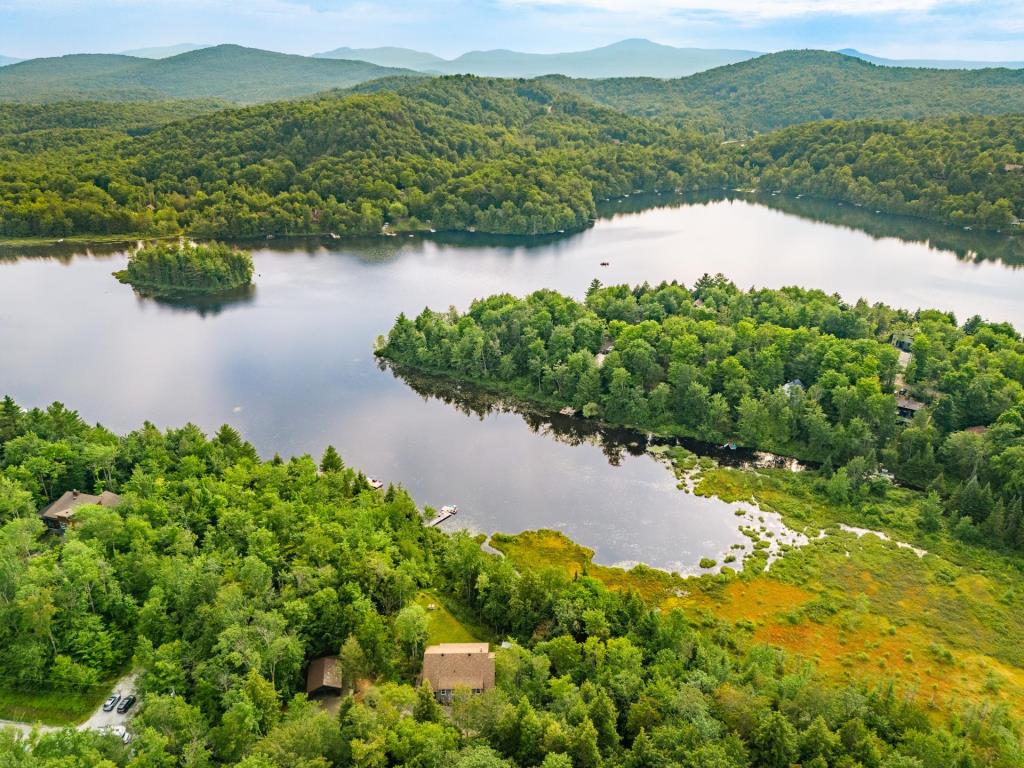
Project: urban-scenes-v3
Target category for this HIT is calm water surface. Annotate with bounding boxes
[3,196,1022,571]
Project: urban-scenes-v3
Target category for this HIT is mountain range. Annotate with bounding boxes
[0,56,20,67]
[838,48,1024,70]
[544,50,1024,135]
[314,39,761,78]
[0,44,417,103]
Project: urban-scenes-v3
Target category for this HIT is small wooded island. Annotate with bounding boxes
[114,241,254,297]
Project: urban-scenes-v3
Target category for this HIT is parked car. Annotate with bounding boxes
[116,695,136,714]
[102,695,120,712]
[111,725,131,744]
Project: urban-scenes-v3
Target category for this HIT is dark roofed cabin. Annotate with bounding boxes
[306,656,342,697]
[39,489,122,533]
[897,396,926,421]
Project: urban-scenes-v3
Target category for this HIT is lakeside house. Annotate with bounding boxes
[306,656,342,698]
[40,489,122,532]
[420,643,495,704]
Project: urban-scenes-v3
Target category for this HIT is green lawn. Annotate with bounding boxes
[415,591,490,646]
[0,687,100,726]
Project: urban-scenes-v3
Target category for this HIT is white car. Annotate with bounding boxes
[111,725,132,744]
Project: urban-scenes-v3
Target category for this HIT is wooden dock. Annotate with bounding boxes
[425,505,458,528]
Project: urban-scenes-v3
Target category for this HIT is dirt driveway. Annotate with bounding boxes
[0,672,138,738]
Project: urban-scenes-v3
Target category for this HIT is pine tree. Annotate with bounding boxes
[0,395,24,445]
[568,716,601,768]
[751,710,798,768]
[413,680,444,723]
[983,499,1008,544]
[918,491,944,534]
[320,444,344,473]
[952,476,994,524]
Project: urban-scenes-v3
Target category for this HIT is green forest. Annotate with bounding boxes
[113,242,254,296]
[5,37,1024,768]
[745,116,1024,231]
[1,397,1022,767]
[545,51,1024,135]
[0,79,728,240]
[0,73,1022,242]
[0,45,415,104]
[379,277,1024,553]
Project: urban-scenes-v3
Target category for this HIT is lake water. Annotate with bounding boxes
[3,194,1023,572]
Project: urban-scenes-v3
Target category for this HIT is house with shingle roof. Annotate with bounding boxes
[420,643,495,704]
[40,489,121,533]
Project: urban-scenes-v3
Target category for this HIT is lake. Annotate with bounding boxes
[3,194,1023,572]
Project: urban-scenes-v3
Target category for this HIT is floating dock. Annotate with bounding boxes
[425,505,458,528]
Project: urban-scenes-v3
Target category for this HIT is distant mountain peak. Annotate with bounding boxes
[833,47,1024,70]
[119,43,211,59]
[315,38,761,78]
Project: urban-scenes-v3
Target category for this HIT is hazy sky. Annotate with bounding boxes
[1,0,1021,60]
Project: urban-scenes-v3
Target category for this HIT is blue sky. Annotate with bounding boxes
[0,0,1021,60]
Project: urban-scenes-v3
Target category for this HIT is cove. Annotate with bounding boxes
[2,194,1023,571]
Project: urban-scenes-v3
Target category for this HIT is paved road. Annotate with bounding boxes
[0,672,137,739]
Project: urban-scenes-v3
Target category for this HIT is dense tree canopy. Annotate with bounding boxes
[546,50,1024,136]
[380,277,1024,552]
[0,78,728,240]
[113,241,254,295]
[0,396,1021,766]
[745,116,1024,231]
[1,76,1020,241]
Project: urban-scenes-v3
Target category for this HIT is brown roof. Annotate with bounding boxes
[421,643,495,692]
[964,425,989,435]
[306,656,341,694]
[896,396,925,412]
[40,490,122,522]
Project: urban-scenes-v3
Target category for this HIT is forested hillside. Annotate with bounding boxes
[0,101,227,136]
[1,65,1022,241]
[547,50,1024,135]
[380,277,1024,553]
[0,78,730,239]
[0,45,417,103]
[744,115,1024,231]
[1,397,1022,766]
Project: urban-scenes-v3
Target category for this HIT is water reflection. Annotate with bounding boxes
[2,195,1023,571]
[6,191,1021,271]
[135,283,258,317]
[749,193,1024,268]
[596,191,1024,268]
[0,241,131,264]
[389,364,649,466]
[389,364,812,472]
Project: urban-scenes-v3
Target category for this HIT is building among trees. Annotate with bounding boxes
[306,656,342,698]
[40,489,122,532]
[420,643,495,704]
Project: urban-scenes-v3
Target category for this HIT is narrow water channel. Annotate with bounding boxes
[2,195,1021,570]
